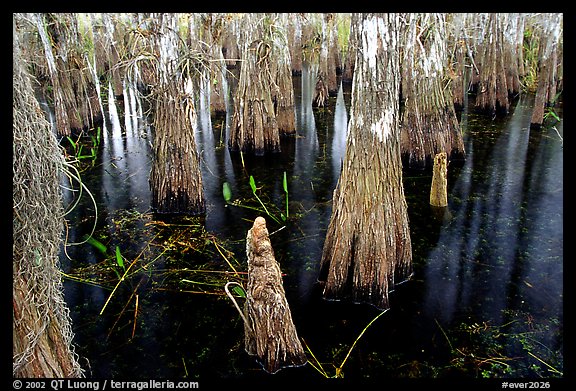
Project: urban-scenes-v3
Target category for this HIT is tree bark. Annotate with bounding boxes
[400,13,466,170]
[149,13,205,215]
[229,14,281,155]
[270,14,297,136]
[244,217,307,374]
[319,13,412,311]
[13,15,83,376]
[430,152,448,207]
[474,13,510,116]
[530,13,562,128]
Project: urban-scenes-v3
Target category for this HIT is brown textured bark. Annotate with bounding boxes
[319,13,412,311]
[474,13,510,116]
[531,13,562,128]
[149,81,205,215]
[271,14,297,136]
[13,278,79,378]
[13,20,83,375]
[244,217,307,374]
[149,14,205,215]
[430,152,448,207]
[229,20,281,155]
[401,13,465,170]
[342,13,358,83]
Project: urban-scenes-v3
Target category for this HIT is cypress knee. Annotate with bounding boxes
[243,217,307,374]
[430,152,448,207]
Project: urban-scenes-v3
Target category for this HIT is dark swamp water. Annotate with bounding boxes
[57,63,563,384]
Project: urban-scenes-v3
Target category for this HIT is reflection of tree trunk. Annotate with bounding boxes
[401,13,465,170]
[319,14,412,311]
[13,18,83,376]
[244,217,307,374]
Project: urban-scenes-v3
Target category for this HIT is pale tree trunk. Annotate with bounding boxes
[287,14,304,75]
[447,13,469,110]
[502,13,526,98]
[342,13,358,83]
[35,13,102,136]
[271,14,297,136]
[531,13,562,127]
[13,15,83,377]
[474,13,510,116]
[229,13,280,155]
[149,13,205,215]
[313,13,330,108]
[326,13,339,94]
[99,13,125,97]
[201,13,228,115]
[319,13,413,311]
[400,13,465,169]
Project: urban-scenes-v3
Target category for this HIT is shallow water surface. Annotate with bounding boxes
[60,64,563,381]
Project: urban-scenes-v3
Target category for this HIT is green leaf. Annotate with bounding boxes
[84,235,108,255]
[232,285,246,298]
[222,182,232,203]
[249,175,257,194]
[115,246,125,270]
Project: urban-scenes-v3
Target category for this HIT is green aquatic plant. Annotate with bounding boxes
[221,176,285,225]
[303,310,387,378]
[282,171,289,221]
[65,127,101,168]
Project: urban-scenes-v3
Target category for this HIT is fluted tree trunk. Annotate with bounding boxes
[34,13,102,137]
[447,13,470,110]
[400,13,466,170]
[341,13,358,83]
[229,13,281,155]
[319,13,412,311]
[271,14,297,136]
[474,13,510,116]
[531,13,562,128]
[149,13,205,215]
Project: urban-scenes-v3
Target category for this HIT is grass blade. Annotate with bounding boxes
[84,235,108,255]
[115,245,125,270]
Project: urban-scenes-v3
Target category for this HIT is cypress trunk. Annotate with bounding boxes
[229,14,281,155]
[149,14,205,215]
[319,13,412,311]
[400,13,465,169]
[474,13,510,116]
[13,15,83,376]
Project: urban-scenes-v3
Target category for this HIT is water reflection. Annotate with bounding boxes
[422,96,563,340]
[57,61,562,378]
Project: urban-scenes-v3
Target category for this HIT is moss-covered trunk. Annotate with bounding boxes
[13,15,83,377]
